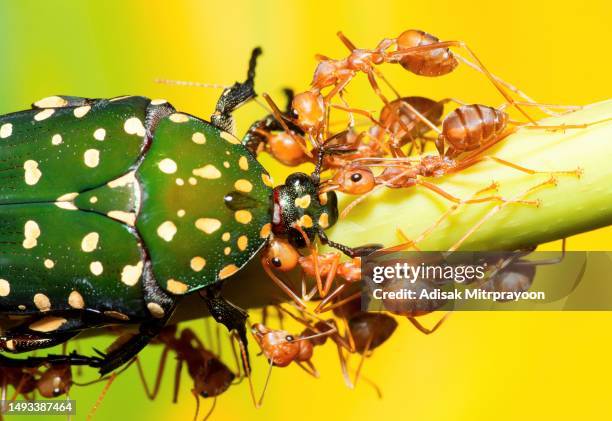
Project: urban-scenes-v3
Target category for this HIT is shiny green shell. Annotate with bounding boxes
[0,96,272,321]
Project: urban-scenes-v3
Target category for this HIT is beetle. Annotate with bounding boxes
[0,49,367,375]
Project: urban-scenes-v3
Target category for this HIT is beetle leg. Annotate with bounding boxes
[211,47,262,134]
[0,351,103,369]
[0,330,79,354]
[98,315,172,375]
[200,283,250,372]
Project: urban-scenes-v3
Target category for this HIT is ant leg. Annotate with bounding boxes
[449,176,558,251]
[449,155,582,178]
[408,312,451,335]
[295,360,319,377]
[261,257,308,309]
[456,54,577,116]
[135,346,171,400]
[203,396,218,421]
[415,179,540,206]
[388,41,537,123]
[172,358,184,404]
[510,117,612,131]
[211,47,262,134]
[352,334,374,388]
[191,391,201,421]
[85,372,117,421]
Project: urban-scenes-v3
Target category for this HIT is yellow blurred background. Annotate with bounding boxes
[1,0,611,419]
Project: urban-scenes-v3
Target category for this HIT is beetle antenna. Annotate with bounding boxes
[154,79,230,89]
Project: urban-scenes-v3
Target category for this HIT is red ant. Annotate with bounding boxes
[133,324,239,421]
[0,361,118,421]
[236,306,339,407]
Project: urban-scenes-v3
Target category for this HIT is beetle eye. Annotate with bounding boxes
[271,257,282,267]
[285,335,294,342]
[350,173,363,182]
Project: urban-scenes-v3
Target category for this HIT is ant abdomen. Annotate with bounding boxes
[440,104,508,152]
[396,30,458,77]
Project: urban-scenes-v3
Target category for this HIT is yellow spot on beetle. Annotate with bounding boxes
[34,108,55,121]
[235,210,252,224]
[188,177,197,185]
[319,193,328,205]
[107,171,136,188]
[169,113,189,123]
[157,221,177,242]
[23,220,41,249]
[195,218,221,234]
[51,134,63,145]
[295,194,311,209]
[81,232,99,252]
[0,279,10,296]
[219,264,239,280]
[158,158,178,174]
[237,235,248,251]
[167,279,189,294]
[121,262,143,286]
[90,196,98,203]
[238,156,249,171]
[24,160,42,185]
[107,211,136,226]
[147,302,165,318]
[176,178,185,186]
[224,247,231,255]
[298,215,313,228]
[0,123,12,138]
[90,261,103,276]
[68,291,85,309]
[234,179,253,193]
[151,99,167,105]
[220,131,240,144]
[73,105,91,118]
[44,259,55,269]
[33,293,51,311]
[34,96,67,108]
[318,213,330,228]
[177,209,186,218]
[192,132,206,144]
[260,223,272,238]
[93,128,106,141]
[193,165,221,179]
[222,232,230,241]
[84,149,100,168]
[262,173,274,187]
[124,117,146,137]
[190,256,206,272]
[29,317,67,332]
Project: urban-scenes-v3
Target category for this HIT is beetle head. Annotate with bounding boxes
[271,172,338,248]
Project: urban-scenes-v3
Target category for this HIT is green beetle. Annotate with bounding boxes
[0,49,368,374]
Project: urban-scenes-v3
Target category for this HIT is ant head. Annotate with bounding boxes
[251,324,301,367]
[272,172,338,247]
[264,237,299,272]
[267,132,309,166]
[291,91,325,132]
[193,358,235,398]
[329,165,376,195]
[37,365,72,398]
